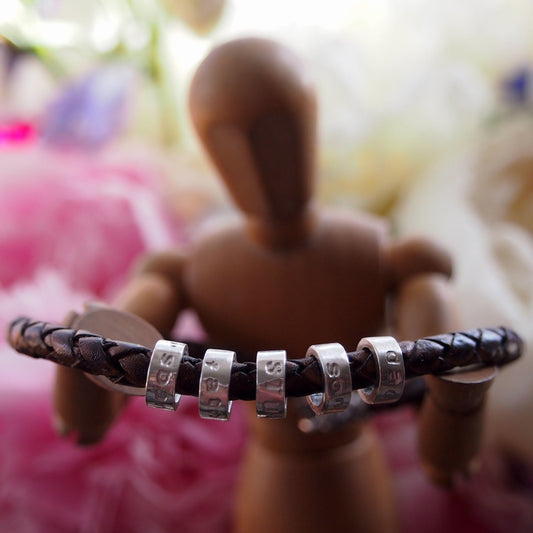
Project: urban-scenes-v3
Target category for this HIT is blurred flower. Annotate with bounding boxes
[393,117,533,466]
[0,42,57,119]
[0,144,185,298]
[502,67,532,106]
[41,63,136,149]
[251,1,533,214]
[0,0,226,151]
[0,387,247,533]
[0,120,37,147]
[282,24,496,213]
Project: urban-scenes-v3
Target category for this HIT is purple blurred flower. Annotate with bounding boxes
[502,67,531,106]
[41,63,136,149]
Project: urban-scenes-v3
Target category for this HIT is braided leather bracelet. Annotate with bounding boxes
[7,318,522,412]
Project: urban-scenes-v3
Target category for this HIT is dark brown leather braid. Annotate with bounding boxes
[7,317,523,400]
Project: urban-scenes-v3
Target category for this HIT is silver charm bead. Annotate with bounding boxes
[306,343,352,415]
[199,349,236,421]
[256,350,287,418]
[357,336,405,404]
[146,340,187,410]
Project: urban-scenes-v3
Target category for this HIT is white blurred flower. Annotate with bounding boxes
[393,118,533,465]
[214,0,533,212]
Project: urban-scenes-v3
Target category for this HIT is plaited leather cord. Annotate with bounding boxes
[7,317,522,400]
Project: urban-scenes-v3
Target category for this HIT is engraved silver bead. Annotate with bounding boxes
[357,336,405,404]
[199,349,236,421]
[146,340,187,410]
[306,343,352,415]
[256,350,287,418]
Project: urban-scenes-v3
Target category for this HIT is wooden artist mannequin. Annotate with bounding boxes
[53,38,494,533]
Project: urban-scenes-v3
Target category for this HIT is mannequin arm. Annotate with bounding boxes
[392,272,458,340]
[114,250,187,336]
[53,250,187,444]
[385,235,456,337]
[387,238,495,486]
